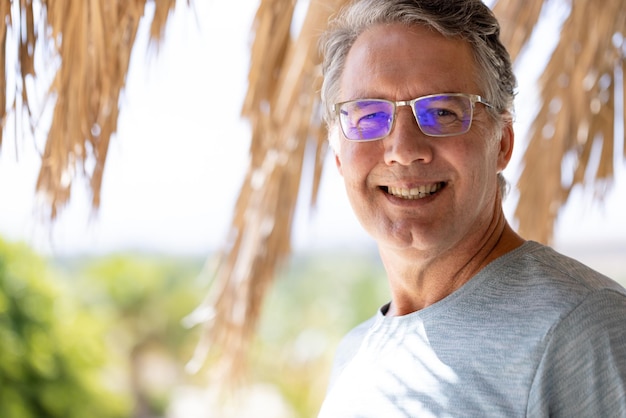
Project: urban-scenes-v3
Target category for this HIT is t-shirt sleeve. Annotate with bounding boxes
[528,288,626,417]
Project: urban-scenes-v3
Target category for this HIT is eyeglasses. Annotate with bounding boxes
[334,93,494,142]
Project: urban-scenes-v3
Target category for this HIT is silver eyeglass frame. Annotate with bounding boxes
[334,93,494,141]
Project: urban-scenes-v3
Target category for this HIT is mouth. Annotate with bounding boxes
[382,182,446,200]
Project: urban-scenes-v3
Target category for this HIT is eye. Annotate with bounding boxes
[338,100,395,140]
[436,108,457,117]
[433,107,460,121]
[359,111,389,123]
[419,107,458,123]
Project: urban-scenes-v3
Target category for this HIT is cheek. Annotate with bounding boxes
[450,132,501,192]
[487,133,506,174]
[339,141,382,176]
[470,126,503,169]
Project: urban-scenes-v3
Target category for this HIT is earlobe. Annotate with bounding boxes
[497,122,514,172]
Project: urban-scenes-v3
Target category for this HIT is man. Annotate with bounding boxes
[317,0,626,416]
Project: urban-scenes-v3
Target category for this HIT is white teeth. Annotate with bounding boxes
[387,183,442,199]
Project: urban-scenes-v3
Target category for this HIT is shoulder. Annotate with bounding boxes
[528,288,626,415]
[499,241,626,355]
[491,241,626,301]
[502,244,626,415]
[469,241,626,339]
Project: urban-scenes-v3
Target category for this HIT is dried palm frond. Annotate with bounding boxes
[1,0,181,219]
[185,0,348,385]
[0,1,11,149]
[493,0,544,61]
[512,0,625,243]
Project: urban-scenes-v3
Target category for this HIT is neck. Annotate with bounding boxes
[380,206,524,316]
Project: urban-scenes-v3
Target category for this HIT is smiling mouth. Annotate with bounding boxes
[383,182,446,200]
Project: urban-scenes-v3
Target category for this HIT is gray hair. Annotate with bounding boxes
[319,0,517,197]
[320,0,516,123]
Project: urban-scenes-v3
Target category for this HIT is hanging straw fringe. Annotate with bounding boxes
[2,0,180,219]
[0,1,13,150]
[507,0,625,243]
[493,0,544,61]
[185,0,348,386]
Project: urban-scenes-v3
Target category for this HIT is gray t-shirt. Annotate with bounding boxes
[318,241,626,417]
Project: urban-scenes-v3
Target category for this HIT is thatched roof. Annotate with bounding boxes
[0,0,180,219]
[495,0,626,243]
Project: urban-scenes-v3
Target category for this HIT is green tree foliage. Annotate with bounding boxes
[0,239,131,418]
[0,236,390,418]
[59,254,206,417]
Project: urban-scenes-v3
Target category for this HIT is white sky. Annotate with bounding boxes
[0,0,624,275]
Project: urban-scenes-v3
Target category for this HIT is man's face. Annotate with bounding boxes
[334,23,513,256]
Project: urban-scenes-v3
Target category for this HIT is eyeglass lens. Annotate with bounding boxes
[338,94,474,141]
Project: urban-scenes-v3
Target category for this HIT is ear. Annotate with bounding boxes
[330,125,345,176]
[335,152,344,176]
[496,121,514,172]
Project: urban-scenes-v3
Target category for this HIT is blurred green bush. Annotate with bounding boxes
[0,237,390,418]
[0,238,131,418]
[55,252,207,417]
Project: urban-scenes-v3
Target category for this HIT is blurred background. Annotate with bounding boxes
[0,0,624,417]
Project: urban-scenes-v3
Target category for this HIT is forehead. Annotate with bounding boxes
[340,23,479,100]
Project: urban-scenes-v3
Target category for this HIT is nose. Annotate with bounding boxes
[383,106,433,166]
